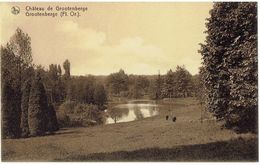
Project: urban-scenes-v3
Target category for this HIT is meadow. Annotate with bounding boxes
[2,98,258,161]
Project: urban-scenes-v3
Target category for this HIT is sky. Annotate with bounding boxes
[0,2,213,76]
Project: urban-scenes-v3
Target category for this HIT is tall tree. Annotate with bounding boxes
[107,69,129,95]
[63,59,71,80]
[10,28,33,121]
[200,2,257,132]
[66,81,75,101]
[47,104,59,133]
[128,76,149,99]
[57,64,62,76]
[1,80,19,138]
[9,28,33,71]
[1,46,19,138]
[130,77,142,99]
[20,79,31,137]
[174,66,193,97]
[94,83,107,106]
[155,71,162,100]
[46,64,66,104]
[1,28,33,138]
[28,71,49,136]
[162,69,176,98]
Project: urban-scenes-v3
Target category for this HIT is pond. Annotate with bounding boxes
[105,100,159,124]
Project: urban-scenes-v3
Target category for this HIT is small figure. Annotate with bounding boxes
[166,115,169,120]
[172,116,177,122]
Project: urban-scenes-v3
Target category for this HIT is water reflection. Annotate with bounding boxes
[106,100,159,124]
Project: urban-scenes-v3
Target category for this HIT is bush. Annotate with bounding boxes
[58,101,76,114]
[56,108,70,127]
[74,104,104,124]
[57,102,104,127]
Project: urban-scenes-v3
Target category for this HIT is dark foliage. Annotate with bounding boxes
[94,83,107,106]
[47,104,59,132]
[66,76,106,105]
[200,2,257,132]
[107,69,129,96]
[45,64,66,104]
[28,72,49,136]
[20,80,31,137]
[1,81,21,138]
[63,59,71,80]
[128,75,150,99]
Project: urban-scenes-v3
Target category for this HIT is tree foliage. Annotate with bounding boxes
[94,83,107,106]
[1,80,20,138]
[128,76,149,99]
[20,79,31,137]
[28,71,49,136]
[174,66,193,98]
[1,28,65,138]
[47,104,59,132]
[162,69,175,98]
[46,64,66,104]
[159,66,194,99]
[155,72,162,100]
[1,28,34,138]
[200,2,257,132]
[107,69,129,95]
[63,59,71,80]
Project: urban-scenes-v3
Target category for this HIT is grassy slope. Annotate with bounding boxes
[2,98,258,161]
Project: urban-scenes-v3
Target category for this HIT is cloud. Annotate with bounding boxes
[56,20,106,50]
[0,2,208,76]
[56,21,167,75]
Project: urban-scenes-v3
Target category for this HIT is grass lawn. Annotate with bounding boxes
[2,97,258,161]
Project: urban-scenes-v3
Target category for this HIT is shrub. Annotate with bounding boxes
[57,102,104,127]
[58,101,76,114]
[56,108,70,127]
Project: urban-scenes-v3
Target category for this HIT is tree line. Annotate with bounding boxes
[106,66,195,100]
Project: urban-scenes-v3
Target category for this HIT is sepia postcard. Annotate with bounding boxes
[0,1,258,162]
